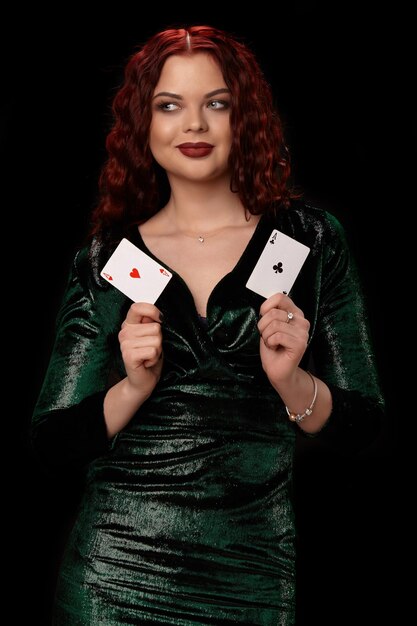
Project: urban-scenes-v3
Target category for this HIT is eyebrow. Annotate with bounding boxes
[152,88,231,100]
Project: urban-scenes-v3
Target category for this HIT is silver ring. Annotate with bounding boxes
[286,311,294,323]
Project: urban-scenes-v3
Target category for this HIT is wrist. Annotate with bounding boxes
[269,368,302,396]
[271,369,318,423]
[104,377,152,439]
[285,371,317,424]
[123,376,154,403]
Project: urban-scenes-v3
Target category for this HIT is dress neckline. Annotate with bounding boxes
[129,215,267,319]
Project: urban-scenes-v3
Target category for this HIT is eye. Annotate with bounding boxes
[207,100,230,110]
[157,102,180,112]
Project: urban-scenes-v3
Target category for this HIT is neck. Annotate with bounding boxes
[164,173,247,232]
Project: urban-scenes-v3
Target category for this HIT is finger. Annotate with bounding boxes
[119,322,162,345]
[120,332,162,360]
[119,335,162,356]
[259,306,310,346]
[258,308,290,334]
[258,306,309,335]
[261,319,310,347]
[123,345,162,370]
[259,293,296,318]
[143,347,163,368]
[124,302,163,325]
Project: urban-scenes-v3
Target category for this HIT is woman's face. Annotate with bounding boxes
[149,53,232,183]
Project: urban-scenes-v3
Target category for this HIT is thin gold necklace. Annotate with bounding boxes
[179,231,216,243]
[177,214,253,243]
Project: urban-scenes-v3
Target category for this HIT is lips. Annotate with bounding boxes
[177,142,214,158]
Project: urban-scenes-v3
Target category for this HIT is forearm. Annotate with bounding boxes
[104,377,152,438]
[31,391,111,470]
[271,368,332,434]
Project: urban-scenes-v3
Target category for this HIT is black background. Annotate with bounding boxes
[5,2,409,624]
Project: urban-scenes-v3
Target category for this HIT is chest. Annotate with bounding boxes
[143,231,256,316]
[172,237,249,315]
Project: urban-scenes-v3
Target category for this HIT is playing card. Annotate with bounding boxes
[246,230,310,298]
[100,238,172,303]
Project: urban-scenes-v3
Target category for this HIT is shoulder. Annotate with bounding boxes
[284,200,347,236]
[71,232,117,290]
[272,200,350,255]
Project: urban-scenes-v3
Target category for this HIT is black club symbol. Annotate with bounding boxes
[273,262,283,274]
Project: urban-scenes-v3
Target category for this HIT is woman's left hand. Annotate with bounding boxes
[258,293,310,385]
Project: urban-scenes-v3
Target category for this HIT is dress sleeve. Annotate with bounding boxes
[310,212,385,452]
[31,246,119,470]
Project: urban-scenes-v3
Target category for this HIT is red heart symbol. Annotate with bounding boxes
[130,268,140,278]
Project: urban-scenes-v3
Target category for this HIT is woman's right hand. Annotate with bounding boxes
[104,303,164,438]
[118,302,164,397]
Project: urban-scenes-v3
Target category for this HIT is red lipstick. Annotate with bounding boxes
[177,142,214,158]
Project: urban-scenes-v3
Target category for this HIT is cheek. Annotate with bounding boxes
[151,120,179,160]
[221,122,232,155]
[149,121,156,153]
[226,123,232,148]
[149,124,166,160]
[149,117,170,149]
[218,115,232,147]
[149,120,162,151]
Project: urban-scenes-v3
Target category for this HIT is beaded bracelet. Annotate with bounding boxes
[285,371,318,423]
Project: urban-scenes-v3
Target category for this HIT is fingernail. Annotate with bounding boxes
[159,311,164,322]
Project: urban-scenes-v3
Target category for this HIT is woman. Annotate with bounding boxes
[32,26,384,625]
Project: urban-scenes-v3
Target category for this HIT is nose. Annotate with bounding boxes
[184,106,208,132]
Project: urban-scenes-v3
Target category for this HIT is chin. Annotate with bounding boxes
[174,164,229,181]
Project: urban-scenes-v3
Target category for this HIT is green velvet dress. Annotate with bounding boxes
[32,203,383,625]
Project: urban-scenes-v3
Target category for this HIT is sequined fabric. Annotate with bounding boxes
[32,203,384,625]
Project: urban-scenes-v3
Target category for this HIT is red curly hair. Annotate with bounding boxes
[91,25,298,236]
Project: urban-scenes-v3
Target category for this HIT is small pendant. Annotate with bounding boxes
[198,236,204,243]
